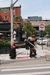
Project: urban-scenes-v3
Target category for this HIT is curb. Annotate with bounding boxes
[0,57,44,65]
[16,55,30,59]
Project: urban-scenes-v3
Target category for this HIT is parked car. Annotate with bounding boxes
[37,37,47,45]
[46,39,50,46]
[36,36,40,40]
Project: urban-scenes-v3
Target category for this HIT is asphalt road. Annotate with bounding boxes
[1,57,50,68]
[0,64,50,75]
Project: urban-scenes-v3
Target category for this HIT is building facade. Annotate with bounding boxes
[28,16,42,21]
[0,6,21,40]
[0,5,21,23]
[28,16,50,36]
[28,16,50,30]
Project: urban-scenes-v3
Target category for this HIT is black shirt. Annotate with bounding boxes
[28,40,34,48]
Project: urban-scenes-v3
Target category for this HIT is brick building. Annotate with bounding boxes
[0,5,21,40]
[0,5,21,23]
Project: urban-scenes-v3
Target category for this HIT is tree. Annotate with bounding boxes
[45,24,50,35]
[14,16,23,42]
[14,16,23,29]
[14,16,23,24]
[23,22,36,36]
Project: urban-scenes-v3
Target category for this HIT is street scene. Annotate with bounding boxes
[0,44,50,75]
[0,0,50,75]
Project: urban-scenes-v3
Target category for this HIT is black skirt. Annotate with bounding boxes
[9,48,16,59]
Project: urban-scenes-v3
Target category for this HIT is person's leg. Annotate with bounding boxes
[32,48,37,57]
[30,48,32,58]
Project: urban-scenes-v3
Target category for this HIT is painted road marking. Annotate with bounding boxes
[2,66,50,71]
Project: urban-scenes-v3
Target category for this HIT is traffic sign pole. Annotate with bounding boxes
[41,30,43,50]
[39,24,45,50]
[11,0,18,46]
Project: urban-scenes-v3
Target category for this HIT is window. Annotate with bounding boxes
[4,15,8,21]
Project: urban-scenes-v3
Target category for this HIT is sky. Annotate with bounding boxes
[0,0,50,20]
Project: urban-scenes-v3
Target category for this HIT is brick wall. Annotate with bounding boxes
[0,6,21,23]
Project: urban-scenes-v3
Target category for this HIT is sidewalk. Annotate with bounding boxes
[0,44,50,63]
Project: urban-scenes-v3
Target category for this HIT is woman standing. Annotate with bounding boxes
[9,41,16,59]
[29,35,37,58]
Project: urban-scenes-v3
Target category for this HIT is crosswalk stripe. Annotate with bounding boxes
[1,66,50,72]
[2,71,50,75]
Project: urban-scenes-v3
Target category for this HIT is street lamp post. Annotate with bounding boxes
[11,0,18,46]
[11,0,13,46]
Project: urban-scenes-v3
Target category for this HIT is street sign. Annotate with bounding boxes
[39,24,45,31]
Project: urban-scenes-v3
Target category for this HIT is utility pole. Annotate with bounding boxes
[11,0,18,46]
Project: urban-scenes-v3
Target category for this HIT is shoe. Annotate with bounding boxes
[34,56,37,58]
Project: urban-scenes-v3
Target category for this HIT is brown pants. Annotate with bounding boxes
[30,47,36,57]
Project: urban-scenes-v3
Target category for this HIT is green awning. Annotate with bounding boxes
[0,23,11,30]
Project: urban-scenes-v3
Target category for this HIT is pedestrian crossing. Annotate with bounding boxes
[1,65,50,75]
